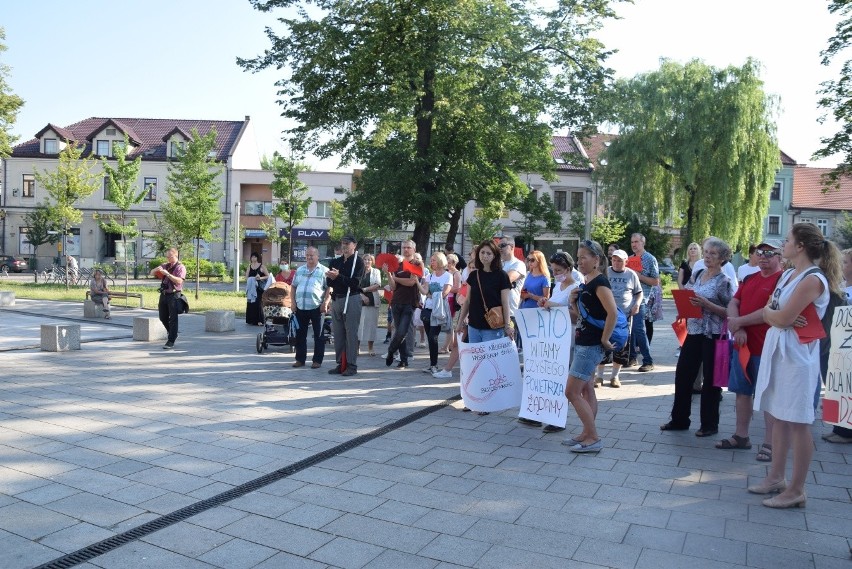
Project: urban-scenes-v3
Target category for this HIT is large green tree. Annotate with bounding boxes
[240,0,617,253]
[161,128,224,299]
[815,0,852,187]
[36,143,100,288]
[597,58,780,251]
[101,135,145,291]
[0,27,24,159]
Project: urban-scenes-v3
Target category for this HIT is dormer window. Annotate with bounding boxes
[96,140,110,156]
[44,138,58,154]
[170,141,185,158]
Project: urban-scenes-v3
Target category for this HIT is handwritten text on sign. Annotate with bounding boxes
[458,336,523,412]
[515,306,573,427]
[825,305,852,427]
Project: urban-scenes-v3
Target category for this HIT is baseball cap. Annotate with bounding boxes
[611,249,629,260]
[340,235,357,244]
[756,239,782,250]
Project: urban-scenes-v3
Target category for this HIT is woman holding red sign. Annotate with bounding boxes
[748,223,842,508]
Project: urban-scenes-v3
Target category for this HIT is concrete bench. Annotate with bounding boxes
[133,317,167,342]
[0,291,14,306]
[205,310,235,332]
[41,324,80,352]
[83,299,106,318]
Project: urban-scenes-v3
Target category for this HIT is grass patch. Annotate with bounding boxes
[0,280,248,315]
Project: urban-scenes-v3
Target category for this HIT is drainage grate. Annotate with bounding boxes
[34,394,462,569]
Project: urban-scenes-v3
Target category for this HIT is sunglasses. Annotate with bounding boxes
[756,250,779,258]
[526,258,535,262]
[498,243,511,249]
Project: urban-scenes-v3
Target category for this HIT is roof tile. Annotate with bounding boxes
[791,166,852,210]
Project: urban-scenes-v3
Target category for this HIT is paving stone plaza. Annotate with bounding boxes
[0,298,849,568]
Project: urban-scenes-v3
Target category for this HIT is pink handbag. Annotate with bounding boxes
[713,320,732,388]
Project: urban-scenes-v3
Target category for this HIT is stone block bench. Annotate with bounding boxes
[0,291,14,306]
[205,310,235,332]
[41,324,80,351]
[84,299,105,318]
[133,317,167,342]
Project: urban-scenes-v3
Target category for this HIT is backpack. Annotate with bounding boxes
[577,284,630,351]
[802,267,847,357]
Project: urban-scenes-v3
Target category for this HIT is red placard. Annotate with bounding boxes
[375,253,399,273]
[626,256,643,272]
[403,260,424,277]
[795,303,826,344]
[672,289,703,319]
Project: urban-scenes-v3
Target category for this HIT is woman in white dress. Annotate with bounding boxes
[748,223,843,508]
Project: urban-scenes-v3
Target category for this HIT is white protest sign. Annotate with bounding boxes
[514,306,572,426]
[824,305,852,428]
[459,336,523,412]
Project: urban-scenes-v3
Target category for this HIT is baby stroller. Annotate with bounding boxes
[257,282,296,353]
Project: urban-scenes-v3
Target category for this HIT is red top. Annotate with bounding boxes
[733,270,783,355]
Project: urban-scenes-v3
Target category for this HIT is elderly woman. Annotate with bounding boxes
[662,237,734,437]
[89,269,111,319]
[748,223,842,508]
[358,254,382,357]
[418,251,453,374]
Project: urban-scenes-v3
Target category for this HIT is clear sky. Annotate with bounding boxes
[1,0,844,171]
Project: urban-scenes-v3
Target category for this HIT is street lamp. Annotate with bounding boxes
[233,202,241,292]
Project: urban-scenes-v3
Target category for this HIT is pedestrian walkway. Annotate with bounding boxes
[0,299,848,568]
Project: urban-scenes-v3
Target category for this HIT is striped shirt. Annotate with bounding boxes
[292,264,328,310]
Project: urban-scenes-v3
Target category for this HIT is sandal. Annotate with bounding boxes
[756,443,773,462]
[438,348,449,354]
[715,434,752,450]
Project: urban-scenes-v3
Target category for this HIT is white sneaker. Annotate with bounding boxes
[423,366,439,374]
[432,369,453,378]
[381,352,401,362]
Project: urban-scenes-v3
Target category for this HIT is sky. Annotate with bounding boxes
[0,0,845,171]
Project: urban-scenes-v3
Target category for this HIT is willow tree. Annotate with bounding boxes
[240,0,618,253]
[597,58,780,251]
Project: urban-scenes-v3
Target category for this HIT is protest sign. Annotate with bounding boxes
[514,306,572,426]
[824,305,852,427]
[458,336,522,412]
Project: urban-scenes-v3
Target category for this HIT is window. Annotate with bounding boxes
[169,141,184,158]
[800,217,812,225]
[22,174,35,198]
[767,215,780,235]
[244,200,272,216]
[553,191,567,212]
[770,182,782,201]
[143,177,157,201]
[316,201,332,218]
[818,218,829,236]
[96,140,110,156]
[113,140,126,154]
[106,127,117,136]
[103,176,111,199]
[334,186,346,194]
[44,138,58,154]
[570,191,584,210]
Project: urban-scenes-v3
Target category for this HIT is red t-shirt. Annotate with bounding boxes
[733,270,782,355]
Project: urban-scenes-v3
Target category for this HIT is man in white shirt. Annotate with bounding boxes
[736,245,761,283]
[499,236,526,350]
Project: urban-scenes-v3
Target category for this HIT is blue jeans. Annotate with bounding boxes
[467,326,504,344]
[629,303,653,364]
[294,307,325,364]
[388,304,414,364]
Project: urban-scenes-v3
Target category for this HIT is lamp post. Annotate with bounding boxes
[233,202,241,292]
[0,209,6,256]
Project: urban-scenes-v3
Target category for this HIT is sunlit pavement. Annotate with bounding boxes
[0,298,848,569]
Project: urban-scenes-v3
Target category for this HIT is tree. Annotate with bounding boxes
[101,135,145,291]
[329,198,392,247]
[565,204,587,240]
[265,153,312,263]
[590,213,628,251]
[513,191,562,251]
[466,204,503,246]
[22,202,60,273]
[597,59,780,251]
[815,1,852,188]
[35,142,100,288]
[0,27,24,159]
[240,0,616,253]
[161,128,224,299]
[833,211,852,249]
[622,216,671,262]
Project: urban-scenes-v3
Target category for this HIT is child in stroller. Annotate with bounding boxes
[256,282,296,353]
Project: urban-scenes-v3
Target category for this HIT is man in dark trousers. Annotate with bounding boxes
[385,239,421,369]
[322,235,364,376]
[150,247,186,350]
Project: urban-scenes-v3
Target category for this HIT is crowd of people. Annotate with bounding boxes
[224,223,847,504]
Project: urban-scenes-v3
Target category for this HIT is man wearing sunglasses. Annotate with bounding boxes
[719,239,784,460]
